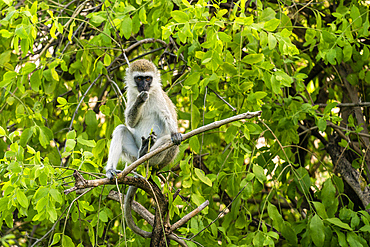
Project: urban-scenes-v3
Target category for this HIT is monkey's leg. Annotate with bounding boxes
[147,135,180,169]
[138,132,157,158]
[105,125,138,179]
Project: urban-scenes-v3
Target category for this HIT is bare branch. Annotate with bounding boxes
[64,111,261,194]
[117,111,261,180]
[107,190,154,226]
[170,200,209,231]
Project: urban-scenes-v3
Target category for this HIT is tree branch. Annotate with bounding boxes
[116,111,262,181]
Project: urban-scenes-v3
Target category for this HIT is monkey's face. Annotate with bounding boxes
[134,75,152,92]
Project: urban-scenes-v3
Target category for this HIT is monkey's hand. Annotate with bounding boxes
[106,169,122,180]
[138,132,157,158]
[137,91,149,103]
[171,132,182,145]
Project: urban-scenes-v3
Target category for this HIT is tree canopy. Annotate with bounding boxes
[1,0,370,246]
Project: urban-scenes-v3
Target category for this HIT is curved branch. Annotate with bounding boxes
[64,111,261,246]
[117,111,262,180]
[107,190,154,225]
[64,111,261,194]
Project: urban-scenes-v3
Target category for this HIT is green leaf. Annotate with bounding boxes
[171,10,189,22]
[68,21,76,42]
[235,213,247,229]
[218,32,232,43]
[194,168,212,187]
[191,193,205,207]
[260,7,276,22]
[334,229,348,247]
[264,18,280,32]
[50,22,57,39]
[327,48,337,65]
[267,202,284,231]
[90,14,106,25]
[322,179,337,216]
[92,139,105,156]
[242,54,264,64]
[281,222,298,245]
[51,233,61,246]
[30,70,41,91]
[67,130,76,139]
[350,5,362,28]
[16,190,29,208]
[0,71,17,87]
[254,91,267,100]
[312,201,328,219]
[268,33,277,50]
[103,54,111,66]
[48,207,57,222]
[62,235,75,247]
[85,110,97,126]
[3,0,13,6]
[0,126,6,136]
[21,63,36,75]
[317,118,327,132]
[324,102,338,114]
[20,127,34,146]
[65,139,76,152]
[359,224,370,232]
[343,44,352,62]
[0,30,13,38]
[184,72,200,86]
[49,188,63,203]
[310,214,325,247]
[120,16,132,40]
[51,68,59,81]
[189,136,200,153]
[222,62,237,75]
[253,164,266,183]
[15,25,28,39]
[39,126,53,148]
[347,232,363,247]
[139,8,147,24]
[57,97,67,105]
[326,218,352,231]
[99,210,108,222]
[77,136,96,147]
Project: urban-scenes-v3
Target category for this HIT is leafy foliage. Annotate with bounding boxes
[1,0,370,246]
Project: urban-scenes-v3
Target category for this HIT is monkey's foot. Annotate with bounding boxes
[171,132,183,145]
[106,169,122,180]
[138,132,157,158]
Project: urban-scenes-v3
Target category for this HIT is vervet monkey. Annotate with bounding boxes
[105,59,182,236]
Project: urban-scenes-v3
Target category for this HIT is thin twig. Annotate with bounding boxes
[315,102,370,108]
[170,200,209,231]
[209,88,237,111]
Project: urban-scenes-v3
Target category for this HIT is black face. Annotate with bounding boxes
[134,76,152,92]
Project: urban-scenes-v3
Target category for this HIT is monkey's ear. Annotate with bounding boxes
[141,136,145,140]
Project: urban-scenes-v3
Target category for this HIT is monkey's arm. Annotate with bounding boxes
[126,91,148,128]
[159,94,182,145]
[160,111,182,145]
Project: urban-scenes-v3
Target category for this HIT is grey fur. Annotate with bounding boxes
[105,59,182,237]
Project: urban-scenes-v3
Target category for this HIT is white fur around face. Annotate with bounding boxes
[125,70,162,94]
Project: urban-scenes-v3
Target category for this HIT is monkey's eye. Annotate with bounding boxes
[145,76,152,82]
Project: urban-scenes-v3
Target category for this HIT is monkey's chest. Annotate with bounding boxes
[132,113,167,145]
